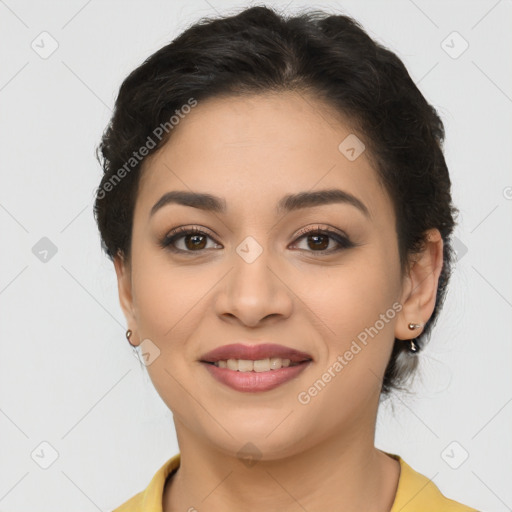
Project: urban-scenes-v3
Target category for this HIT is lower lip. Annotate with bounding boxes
[201,361,311,392]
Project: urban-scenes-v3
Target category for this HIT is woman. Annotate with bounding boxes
[94,5,479,511]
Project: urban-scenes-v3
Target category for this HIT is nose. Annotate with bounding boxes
[213,250,293,328]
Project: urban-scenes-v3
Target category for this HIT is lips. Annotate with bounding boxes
[199,343,313,364]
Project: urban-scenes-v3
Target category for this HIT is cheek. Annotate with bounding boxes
[302,240,401,400]
[129,250,203,420]
[295,256,400,430]
[307,244,401,343]
[131,243,199,339]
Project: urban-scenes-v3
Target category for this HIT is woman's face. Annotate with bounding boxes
[116,91,412,460]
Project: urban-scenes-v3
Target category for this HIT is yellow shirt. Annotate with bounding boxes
[113,451,479,511]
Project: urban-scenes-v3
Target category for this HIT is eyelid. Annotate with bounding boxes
[161,225,221,249]
[290,224,355,254]
[294,223,349,240]
[160,224,355,254]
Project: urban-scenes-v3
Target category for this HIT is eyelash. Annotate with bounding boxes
[159,225,355,256]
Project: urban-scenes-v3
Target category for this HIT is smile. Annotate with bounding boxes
[201,359,312,392]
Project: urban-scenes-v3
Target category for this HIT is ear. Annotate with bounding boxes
[395,228,444,341]
[113,251,139,346]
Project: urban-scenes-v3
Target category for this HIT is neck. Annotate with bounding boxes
[163,417,400,512]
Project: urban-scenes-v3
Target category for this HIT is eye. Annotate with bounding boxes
[160,224,355,255]
[290,225,355,255]
[159,226,221,254]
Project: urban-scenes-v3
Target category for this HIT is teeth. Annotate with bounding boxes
[214,357,294,371]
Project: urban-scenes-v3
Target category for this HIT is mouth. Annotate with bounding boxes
[199,342,313,366]
[201,358,307,371]
[199,343,313,392]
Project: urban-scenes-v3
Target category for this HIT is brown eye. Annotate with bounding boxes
[182,232,208,250]
[160,226,221,253]
[160,225,355,256]
[292,226,355,255]
[304,232,330,250]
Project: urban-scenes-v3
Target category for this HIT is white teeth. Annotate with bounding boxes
[238,359,254,372]
[227,359,239,371]
[253,358,270,372]
[213,357,294,371]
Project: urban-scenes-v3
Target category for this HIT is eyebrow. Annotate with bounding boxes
[150,188,370,219]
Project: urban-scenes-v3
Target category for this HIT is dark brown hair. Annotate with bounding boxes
[94,5,458,396]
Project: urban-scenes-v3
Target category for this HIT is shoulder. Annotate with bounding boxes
[386,452,480,512]
[112,454,181,512]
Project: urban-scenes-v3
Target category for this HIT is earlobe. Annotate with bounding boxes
[113,251,136,327]
[394,229,444,341]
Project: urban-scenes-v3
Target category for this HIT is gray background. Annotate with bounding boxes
[0,0,511,510]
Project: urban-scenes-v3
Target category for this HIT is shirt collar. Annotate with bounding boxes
[137,451,468,512]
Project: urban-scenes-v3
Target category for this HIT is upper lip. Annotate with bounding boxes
[200,343,313,363]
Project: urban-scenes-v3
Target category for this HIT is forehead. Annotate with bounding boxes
[136,92,393,224]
